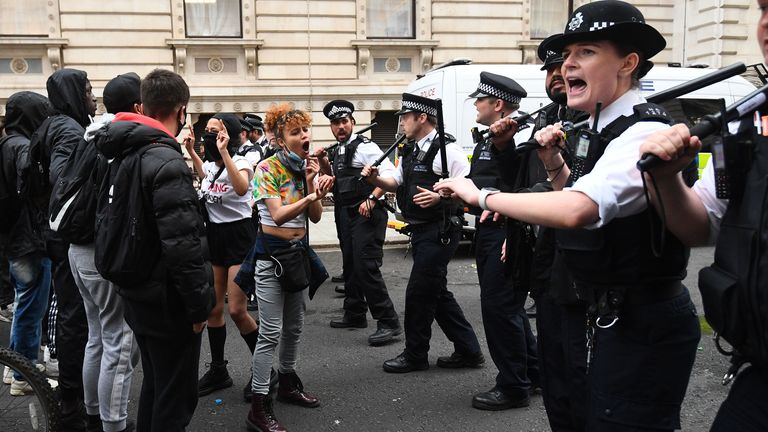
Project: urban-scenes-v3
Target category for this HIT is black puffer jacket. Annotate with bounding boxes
[94,112,214,337]
[1,91,53,258]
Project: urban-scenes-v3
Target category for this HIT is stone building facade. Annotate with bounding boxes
[0,0,763,146]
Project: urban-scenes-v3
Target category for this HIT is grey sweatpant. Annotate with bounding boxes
[251,259,307,395]
[69,244,140,432]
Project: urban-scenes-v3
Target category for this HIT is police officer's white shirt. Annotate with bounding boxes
[238,140,262,167]
[567,90,670,229]
[388,128,470,185]
[337,133,396,179]
[201,155,254,223]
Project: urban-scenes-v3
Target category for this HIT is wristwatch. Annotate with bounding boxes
[478,187,500,211]
[368,193,378,201]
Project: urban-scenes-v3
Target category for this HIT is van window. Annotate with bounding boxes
[660,98,725,149]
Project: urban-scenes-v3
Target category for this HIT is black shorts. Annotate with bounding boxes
[207,219,256,267]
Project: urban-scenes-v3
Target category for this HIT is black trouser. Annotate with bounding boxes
[339,204,398,325]
[536,295,588,432]
[475,220,539,398]
[711,365,768,432]
[587,288,699,431]
[333,204,348,281]
[52,250,87,403]
[404,223,480,361]
[134,330,202,432]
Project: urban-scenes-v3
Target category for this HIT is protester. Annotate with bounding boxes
[246,102,334,432]
[93,68,214,432]
[184,113,259,401]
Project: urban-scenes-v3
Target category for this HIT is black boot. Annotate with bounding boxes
[245,394,287,432]
[198,360,233,396]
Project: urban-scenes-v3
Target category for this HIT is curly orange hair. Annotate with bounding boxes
[264,102,312,141]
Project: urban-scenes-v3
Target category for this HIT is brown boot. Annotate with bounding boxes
[276,371,320,408]
[245,393,287,432]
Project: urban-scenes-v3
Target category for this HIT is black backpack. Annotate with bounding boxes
[23,117,54,201]
[94,144,160,288]
[48,138,101,244]
[0,135,21,233]
[698,126,768,376]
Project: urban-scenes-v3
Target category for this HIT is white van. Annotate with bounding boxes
[405,60,757,153]
[387,60,758,237]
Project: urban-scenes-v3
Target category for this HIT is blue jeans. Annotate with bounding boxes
[9,253,52,380]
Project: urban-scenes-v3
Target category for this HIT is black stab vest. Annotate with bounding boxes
[332,136,375,207]
[396,137,457,222]
[556,103,689,286]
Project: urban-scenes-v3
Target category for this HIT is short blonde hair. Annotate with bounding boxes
[264,102,312,141]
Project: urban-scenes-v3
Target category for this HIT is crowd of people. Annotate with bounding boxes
[1,0,768,431]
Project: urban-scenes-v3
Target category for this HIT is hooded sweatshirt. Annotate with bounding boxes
[93,112,213,336]
[0,91,53,258]
[46,68,92,185]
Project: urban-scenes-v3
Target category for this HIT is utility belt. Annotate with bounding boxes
[586,280,683,328]
[404,220,441,234]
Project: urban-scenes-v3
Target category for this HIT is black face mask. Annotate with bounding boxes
[203,132,222,161]
[176,107,187,137]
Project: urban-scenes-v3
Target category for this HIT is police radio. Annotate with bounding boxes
[569,102,603,182]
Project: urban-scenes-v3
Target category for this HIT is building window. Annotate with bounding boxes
[530,0,571,40]
[185,0,242,38]
[0,0,47,36]
[367,0,414,39]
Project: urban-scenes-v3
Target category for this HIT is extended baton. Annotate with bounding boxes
[474,103,556,143]
[323,122,378,153]
[357,134,407,181]
[637,81,768,171]
[515,62,750,155]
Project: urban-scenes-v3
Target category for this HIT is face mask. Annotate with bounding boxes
[176,108,187,137]
[276,148,306,175]
[203,132,222,161]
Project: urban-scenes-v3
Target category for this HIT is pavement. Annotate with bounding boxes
[0,245,732,432]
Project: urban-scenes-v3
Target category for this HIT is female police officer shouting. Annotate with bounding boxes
[435,1,700,430]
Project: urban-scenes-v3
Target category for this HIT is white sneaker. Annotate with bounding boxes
[45,358,58,378]
[47,378,58,389]
[10,378,33,396]
[35,363,46,374]
[0,307,12,323]
[3,366,12,385]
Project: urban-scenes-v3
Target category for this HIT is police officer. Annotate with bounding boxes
[238,119,264,169]
[638,2,768,429]
[361,93,483,373]
[321,100,402,345]
[465,72,540,410]
[522,42,590,431]
[435,2,700,429]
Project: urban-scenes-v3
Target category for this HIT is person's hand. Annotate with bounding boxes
[317,174,335,193]
[638,124,701,180]
[192,321,207,334]
[313,146,328,159]
[358,198,376,218]
[413,186,440,208]
[183,123,195,154]
[360,165,379,182]
[215,119,230,153]
[306,156,320,182]
[500,239,507,263]
[315,174,334,200]
[479,210,502,223]
[533,123,566,166]
[433,178,481,207]
[489,117,520,151]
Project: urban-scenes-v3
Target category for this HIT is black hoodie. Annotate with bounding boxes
[93,112,214,337]
[45,69,91,186]
[0,91,53,258]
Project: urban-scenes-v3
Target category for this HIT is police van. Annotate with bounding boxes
[388,60,758,236]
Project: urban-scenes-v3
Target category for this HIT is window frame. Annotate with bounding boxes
[529,0,574,40]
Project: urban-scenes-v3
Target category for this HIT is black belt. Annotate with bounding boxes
[615,281,684,306]
[405,221,440,233]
